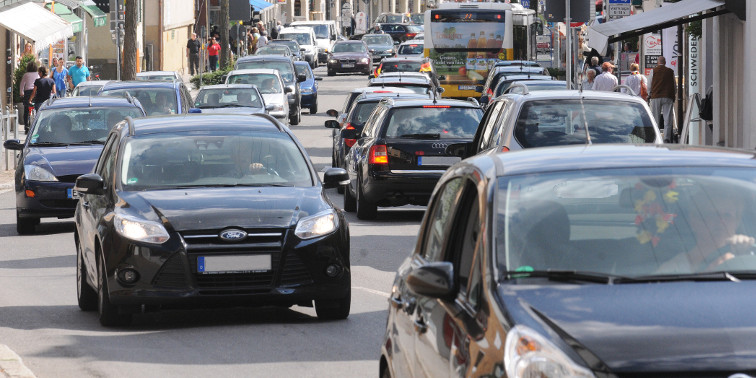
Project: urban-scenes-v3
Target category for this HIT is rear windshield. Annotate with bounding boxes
[384,106,482,139]
[256,46,290,55]
[362,35,393,45]
[73,85,103,96]
[227,73,282,94]
[333,43,367,53]
[101,88,177,116]
[398,44,423,55]
[348,101,380,127]
[294,64,312,79]
[369,84,429,95]
[280,33,312,46]
[514,100,657,147]
[271,40,299,52]
[137,75,175,82]
[381,61,423,73]
[30,107,143,145]
[235,61,295,83]
[494,77,551,96]
[195,88,263,109]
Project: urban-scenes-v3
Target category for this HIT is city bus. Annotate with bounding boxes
[425,1,537,98]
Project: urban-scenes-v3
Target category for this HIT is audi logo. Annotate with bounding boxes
[219,229,247,241]
[431,143,449,149]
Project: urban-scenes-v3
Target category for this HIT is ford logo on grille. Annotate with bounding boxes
[431,143,449,149]
[219,229,247,241]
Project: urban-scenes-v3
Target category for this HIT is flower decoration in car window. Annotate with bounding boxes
[634,181,679,246]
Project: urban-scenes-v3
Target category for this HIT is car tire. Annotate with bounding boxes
[16,211,36,235]
[315,275,350,320]
[290,107,301,125]
[343,181,356,212]
[356,180,377,220]
[98,256,132,327]
[327,70,335,76]
[310,103,317,114]
[77,239,97,311]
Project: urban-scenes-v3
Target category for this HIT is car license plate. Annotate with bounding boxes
[197,255,271,274]
[458,85,477,90]
[67,188,76,199]
[342,64,354,68]
[418,156,461,166]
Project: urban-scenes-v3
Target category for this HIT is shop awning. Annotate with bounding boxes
[0,2,73,53]
[249,0,273,12]
[587,0,729,55]
[80,0,108,27]
[45,2,83,34]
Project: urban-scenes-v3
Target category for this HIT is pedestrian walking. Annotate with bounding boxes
[30,66,56,112]
[207,37,221,72]
[587,56,601,76]
[187,32,201,75]
[624,63,648,100]
[270,20,280,39]
[67,56,90,89]
[592,62,618,91]
[248,28,260,54]
[51,58,69,98]
[49,57,58,76]
[257,31,269,50]
[581,69,596,90]
[650,56,677,143]
[19,61,39,129]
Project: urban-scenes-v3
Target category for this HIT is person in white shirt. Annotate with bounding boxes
[624,63,648,98]
[581,69,596,90]
[592,62,618,91]
[257,31,269,50]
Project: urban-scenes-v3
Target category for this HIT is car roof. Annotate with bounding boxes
[125,114,286,136]
[198,84,261,90]
[280,27,315,33]
[335,40,365,44]
[38,96,141,109]
[486,145,756,178]
[137,71,178,76]
[237,55,292,63]
[370,76,432,85]
[356,92,429,102]
[381,56,426,63]
[381,98,480,108]
[349,86,417,94]
[494,60,541,66]
[500,89,647,103]
[228,68,280,76]
[101,80,179,90]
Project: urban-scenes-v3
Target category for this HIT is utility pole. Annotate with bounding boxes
[123,0,138,80]
[220,0,231,70]
[565,0,571,89]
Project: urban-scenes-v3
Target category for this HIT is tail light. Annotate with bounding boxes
[344,139,357,148]
[406,33,417,39]
[345,123,355,130]
[369,145,389,165]
[501,146,510,152]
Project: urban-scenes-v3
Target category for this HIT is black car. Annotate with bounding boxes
[325,92,428,170]
[99,80,194,116]
[382,145,756,377]
[327,40,372,76]
[269,39,304,61]
[3,96,145,234]
[372,23,422,43]
[343,98,482,219]
[235,55,306,125]
[73,114,351,326]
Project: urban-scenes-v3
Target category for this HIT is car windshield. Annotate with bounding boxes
[306,24,329,39]
[506,82,565,94]
[120,131,313,190]
[370,83,430,94]
[381,61,423,73]
[494,77,553,96]
[513,100,657,146]
[411,14,423,24]
[496,168,756,279]
[362,35,393,45]
[227,73,282,94]
[294,64,312,79]
[100,88,178,116]
[280,33,311,45]
[384,15,404,23]
[235,61,295,83]
[73,85,103,96]
[398,44,423,55]
[333,43,366,53]
[384,106,482,139]
[256,46,290,55]
[271,40,299,53]
[30,107,143,145]
[348,101,380,127]
[137,75,175,82]
[195,88,263,109]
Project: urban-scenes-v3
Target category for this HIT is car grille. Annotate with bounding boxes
[280,252,313,286]
[152,252,189,288]
[339,59,357,64]
[56,174,81,183]
[39,199,77,209]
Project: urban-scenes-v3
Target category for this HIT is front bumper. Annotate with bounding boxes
[362,170,442,207]
[269,110,288,119]
[300,93,316,108]
[16,179,77,219]
[327,61,371,73]
[103,227,350,308]
[371,52,394,62]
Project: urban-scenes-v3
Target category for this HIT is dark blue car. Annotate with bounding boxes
[2,96,145,234]
[99,80,194,116]
[294,61,322,114]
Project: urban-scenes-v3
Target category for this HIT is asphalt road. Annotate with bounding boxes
[0,67,424,377]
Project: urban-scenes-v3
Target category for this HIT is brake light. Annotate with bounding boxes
[25,190,35,198]
[501,146,510,152]
[496,14,502,19]
[344,138,357,147]
[434,14,439,20]
[345,123,355,130]
[369,145,389,165]
[406,33,417,38]
[423,105,450,108]
[373,90,393,93]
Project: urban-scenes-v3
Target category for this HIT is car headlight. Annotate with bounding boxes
[329,59,338,64]
[295,209,338,239]
[114,212,170,244]
[504,325,594,378]
[24,165,58,182]
[385,49,394,54]
[359,58,370,64]
[270,104,284,112]
[301,88,313,94]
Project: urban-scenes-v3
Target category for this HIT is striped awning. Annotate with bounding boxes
[45,2,84,34]
[80,0,108,27]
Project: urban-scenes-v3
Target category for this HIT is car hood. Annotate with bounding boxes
[120,186,329,231]
[499,282,756,373]
[331,52,369,59]
[262,93,285,105]
[367,44,393,51]
[25,144,103,178]
[196,107,265,114]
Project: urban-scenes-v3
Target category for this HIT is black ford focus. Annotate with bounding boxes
[74,114,351,326]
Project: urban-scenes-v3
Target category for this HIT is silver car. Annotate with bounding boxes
[192,84,271,115]
[225,69,290,121]
[136,71,182,82]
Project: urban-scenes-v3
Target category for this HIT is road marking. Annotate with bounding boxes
[353,286,390,298]
[0,344,36,378]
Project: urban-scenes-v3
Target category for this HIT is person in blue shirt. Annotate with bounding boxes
[67,56,90,89]
[51,58,69,97]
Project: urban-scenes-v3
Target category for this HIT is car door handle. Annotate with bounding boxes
[414,315,428,334]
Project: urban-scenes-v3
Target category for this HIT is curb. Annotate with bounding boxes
[0,345,35,378]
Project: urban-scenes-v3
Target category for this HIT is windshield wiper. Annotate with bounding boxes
[503,269,629,284]
[613,271,756,284]
[399,133,440,139]
[69,140,105,145]
[30,142,68,147]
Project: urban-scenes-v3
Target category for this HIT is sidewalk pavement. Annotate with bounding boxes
[0,345,35,378]
[0,169,13,190]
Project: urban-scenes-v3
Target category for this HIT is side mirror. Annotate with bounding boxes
[284,87,293,93]
[74,173,105,196]
[297,74,307,82]
[405,262,454,298]
[265,104,276,111]
[300,47,307,52]
[188,108,202,113]
[436,87,445,94]
[3,139,23,150]
[324,120,340,129]
[326,109,339,117]
[475,85,484,93]
[314,76,323,81]
[323,167,349,188]
[445,142,473,159]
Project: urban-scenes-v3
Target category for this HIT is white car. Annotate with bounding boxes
[290,20,342,63]
[225,69,290,122]
[396,40,424,57]
[279,27,319,68]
